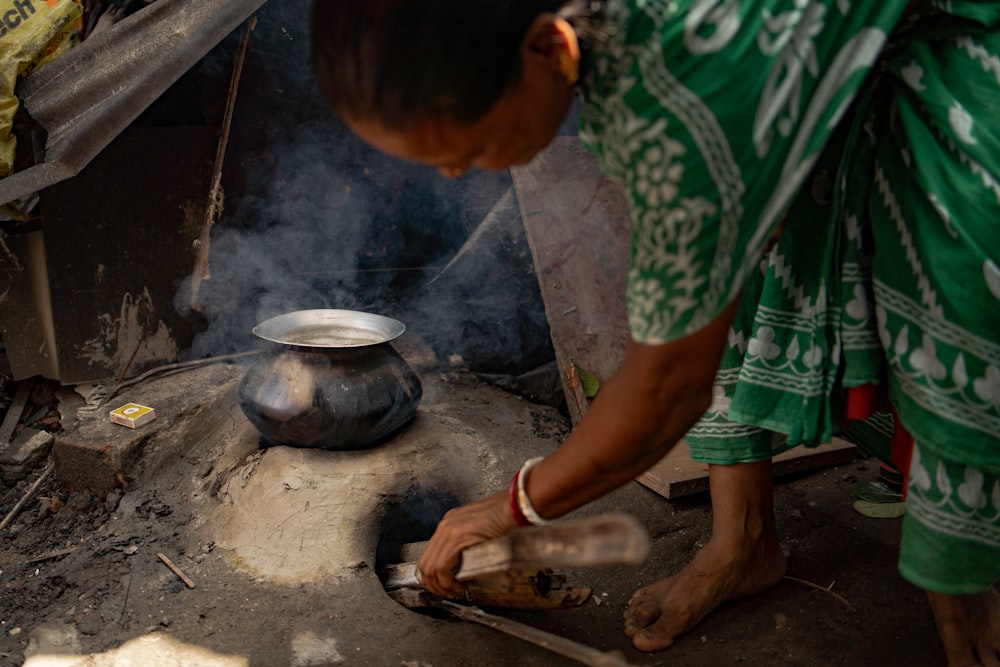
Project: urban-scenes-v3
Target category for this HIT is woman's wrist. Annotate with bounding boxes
[507,469,532,526]
[508,457,552,526]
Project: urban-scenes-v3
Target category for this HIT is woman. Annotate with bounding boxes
[311,2,1000,665]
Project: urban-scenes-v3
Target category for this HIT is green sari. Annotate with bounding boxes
[579,0,1000,593]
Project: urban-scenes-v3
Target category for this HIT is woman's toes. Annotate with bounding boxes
[623,601,657,636]
[630,622,677,652]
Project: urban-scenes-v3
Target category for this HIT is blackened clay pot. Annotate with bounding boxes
[237,309,422,449]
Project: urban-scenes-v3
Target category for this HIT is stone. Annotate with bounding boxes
[0,428,54,482]
[23,621,81,658]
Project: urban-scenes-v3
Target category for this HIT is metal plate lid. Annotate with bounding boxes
[252,309,406,348]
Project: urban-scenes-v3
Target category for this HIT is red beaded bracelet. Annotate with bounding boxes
[508,470,531,527]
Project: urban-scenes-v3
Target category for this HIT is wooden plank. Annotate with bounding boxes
[637,437,858,499]
[0,377,34,451]
[512,136,856,498]
[511,137,631,423]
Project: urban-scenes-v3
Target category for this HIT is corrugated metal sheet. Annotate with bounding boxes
[0,0,267,206]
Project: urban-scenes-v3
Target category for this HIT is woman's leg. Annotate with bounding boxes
[925,590,1000,667]
[623,460,786,651]
[865,9,1000,664]
[897,443,1000,666]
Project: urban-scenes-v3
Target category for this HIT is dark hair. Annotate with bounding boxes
[311,0,569,129]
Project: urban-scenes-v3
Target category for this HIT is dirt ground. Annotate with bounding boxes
[0,351,946,667]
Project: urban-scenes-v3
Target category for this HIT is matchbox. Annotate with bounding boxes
[110,403,157,428]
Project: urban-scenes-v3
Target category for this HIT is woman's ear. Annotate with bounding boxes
[524,15,581,85]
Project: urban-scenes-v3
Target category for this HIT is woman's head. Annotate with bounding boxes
[312,0,569,127]
[311,0,584,174]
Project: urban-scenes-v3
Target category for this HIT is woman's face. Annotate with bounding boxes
[346,19,577,177]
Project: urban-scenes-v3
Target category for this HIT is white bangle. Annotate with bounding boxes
[516,457,551,526]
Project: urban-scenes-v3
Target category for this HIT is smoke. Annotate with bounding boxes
[176,2,557,393]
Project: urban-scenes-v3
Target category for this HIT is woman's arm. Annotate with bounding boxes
[416,297,739,596]
[524,297,739,517]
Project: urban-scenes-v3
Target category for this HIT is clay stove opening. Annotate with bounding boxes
[375,487,460,617]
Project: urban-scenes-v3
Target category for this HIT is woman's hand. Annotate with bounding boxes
[416,490,517,597]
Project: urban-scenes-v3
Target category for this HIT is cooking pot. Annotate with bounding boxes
[237,309,422,449]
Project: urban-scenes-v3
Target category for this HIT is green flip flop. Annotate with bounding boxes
[852,499,906,519]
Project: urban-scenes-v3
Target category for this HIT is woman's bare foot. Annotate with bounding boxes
[622,522,786,651]
[925,587,1000,667]
[623,460,786,652]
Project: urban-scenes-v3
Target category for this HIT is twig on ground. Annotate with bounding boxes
[784,575,855,611]
[0,461,54,531]
[119,573,132,625]
[157,552,196,589]
[27,545,78,564]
